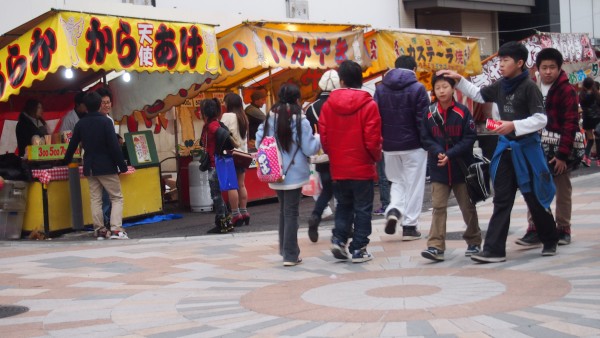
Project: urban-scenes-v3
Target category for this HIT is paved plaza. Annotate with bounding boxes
[1,173,599,337]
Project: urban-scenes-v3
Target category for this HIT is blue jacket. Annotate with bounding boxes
[374,68,430,151]
[64,111,127,176]
[255,113,320,190]
[491,134,555,208]
[421,101,477,185]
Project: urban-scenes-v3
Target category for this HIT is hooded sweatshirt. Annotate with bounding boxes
[374,68,430,151]
[319,88,382,180]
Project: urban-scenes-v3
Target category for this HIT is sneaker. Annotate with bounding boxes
[402,227,422,241]
[471,251,506,263]
[373,206,386,216]
[384,208,401,234]
[558,232,571,245]
[330,237,349,260]
[322,206,334,219]
[283,258,302,266]
[421,247,444,262]
[582,156,591,167]
[351,247,373,263]
[542,242,557,256]
[110,231,129,240]
[465,244,481,257]
[95,228,111,240]
[515,231,541,246]
[308,214,320,243]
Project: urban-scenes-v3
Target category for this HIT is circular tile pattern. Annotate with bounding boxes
[240,268,571,322]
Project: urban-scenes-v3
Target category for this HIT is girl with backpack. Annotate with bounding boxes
[200,99,233,234]
[579,77,600,167]
[221,93,251,227]
[255,84,321,266]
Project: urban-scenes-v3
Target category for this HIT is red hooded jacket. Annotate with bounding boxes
[319,88,382,180]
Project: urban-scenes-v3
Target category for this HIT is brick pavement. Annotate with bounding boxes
[1,173,599,337]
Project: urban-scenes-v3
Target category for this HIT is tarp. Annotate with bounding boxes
[205,21,370,92]
[0,9,220,102]
[364,29,482,90]
[470,32,598,87]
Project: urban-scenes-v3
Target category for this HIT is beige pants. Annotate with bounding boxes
[428,182,481,251]
[87,174,124,232]
[528,171,572,230]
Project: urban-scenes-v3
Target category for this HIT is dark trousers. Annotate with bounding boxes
[312,169,333,217]
[276,189,302,262]
[332,180,374,252]
[485,151,558,256]
[208,168,228,216]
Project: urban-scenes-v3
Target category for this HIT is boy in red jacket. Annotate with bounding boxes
[320,60,383,263]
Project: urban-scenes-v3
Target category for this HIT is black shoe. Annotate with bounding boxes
[558,232,571,245]
[421,247,444,262]
[515,231,541,246]
[385,208,401,234]
[542,242,557,256]
[471,251,506,263]
[402,227,422,241]
[330,236,349,260]
[465,244,481,257]
[207,225,228,234]
[308,214,320,243]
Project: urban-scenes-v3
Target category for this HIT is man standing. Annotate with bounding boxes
[97,87,118,230]
[320,60,382,263]
[374,55,429,240]
[438,41,558,263]
[244,89,267,146]
[515,48,579,246]
[60,92,87,132]
[64,91,129,240]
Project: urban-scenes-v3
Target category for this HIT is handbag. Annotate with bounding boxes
[229,149,253,168]
[214,154,239,191]
[539,128,585,172]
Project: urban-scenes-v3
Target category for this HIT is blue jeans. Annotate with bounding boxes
[332,180,374,252]
[376,158,390,208]
[312,168,333,217]
[102,188,111,226]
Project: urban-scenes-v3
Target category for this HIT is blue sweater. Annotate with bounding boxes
[491,134,555,208]
[255,113,321,190]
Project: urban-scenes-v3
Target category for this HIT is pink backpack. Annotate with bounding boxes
[255,136,284,183]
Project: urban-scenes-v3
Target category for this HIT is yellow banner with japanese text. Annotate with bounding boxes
[365,31,481,89]
[0,11,220,101]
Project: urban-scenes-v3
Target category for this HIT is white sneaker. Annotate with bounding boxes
[110,231,129,240]
[322,206,334,219]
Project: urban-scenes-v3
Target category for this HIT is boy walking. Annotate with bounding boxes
[320,60,382,263]
[438,41,559,263]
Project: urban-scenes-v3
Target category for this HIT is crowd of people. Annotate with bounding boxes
[14,41,599,263]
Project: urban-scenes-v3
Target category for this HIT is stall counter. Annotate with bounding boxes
[23,165,162,234]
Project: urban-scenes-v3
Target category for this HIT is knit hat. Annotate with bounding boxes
[318,70,340,92]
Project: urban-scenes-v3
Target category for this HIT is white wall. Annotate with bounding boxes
[560,0,600,38]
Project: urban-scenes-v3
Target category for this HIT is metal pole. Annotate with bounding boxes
[68,162,84,230]
[42,184,50,238]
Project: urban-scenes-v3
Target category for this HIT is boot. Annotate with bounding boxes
[207,215,229,234]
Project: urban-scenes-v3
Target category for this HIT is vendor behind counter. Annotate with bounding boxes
[16,99,49,157]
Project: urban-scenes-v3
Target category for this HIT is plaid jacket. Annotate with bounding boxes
[544,70,579,161]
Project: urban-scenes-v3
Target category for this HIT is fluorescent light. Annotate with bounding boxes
[65,68,74,79]
[122,72,131,82]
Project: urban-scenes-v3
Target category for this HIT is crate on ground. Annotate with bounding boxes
[0,180,28,210]
[0,209,25,239]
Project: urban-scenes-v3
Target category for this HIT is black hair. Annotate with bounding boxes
[580,77,600,103]
[338,60,363,89]
[265,83,302,151]
[251,89,267,102]
[83,91,102,112]
[200,98,219,121]
[536,48,563,69]
[23,99,41,116]
[395,55,417,70]
[431,74,456,89]
[498,41,529,70]
[224,92,248,139]
[74,91,86,105]
[96,87,112,102]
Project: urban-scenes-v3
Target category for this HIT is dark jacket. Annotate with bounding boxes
[244,104,265,141]
[305,92,330,173]
[320,88,382,180]
[64,112,127,176]
[421,101,477,185]
[543,70,579,161]
[374,68,430,151]
[15,112,48,156]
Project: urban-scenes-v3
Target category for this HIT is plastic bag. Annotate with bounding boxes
[214,155,239,191]
[301,166,321,196]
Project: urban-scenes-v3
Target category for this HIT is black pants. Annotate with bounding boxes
[484,150,558,256]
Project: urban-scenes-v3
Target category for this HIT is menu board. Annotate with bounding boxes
[124,130,158,167]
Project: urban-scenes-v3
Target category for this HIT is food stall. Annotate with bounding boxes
[199,20,372,202]
[0,9,220,236]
